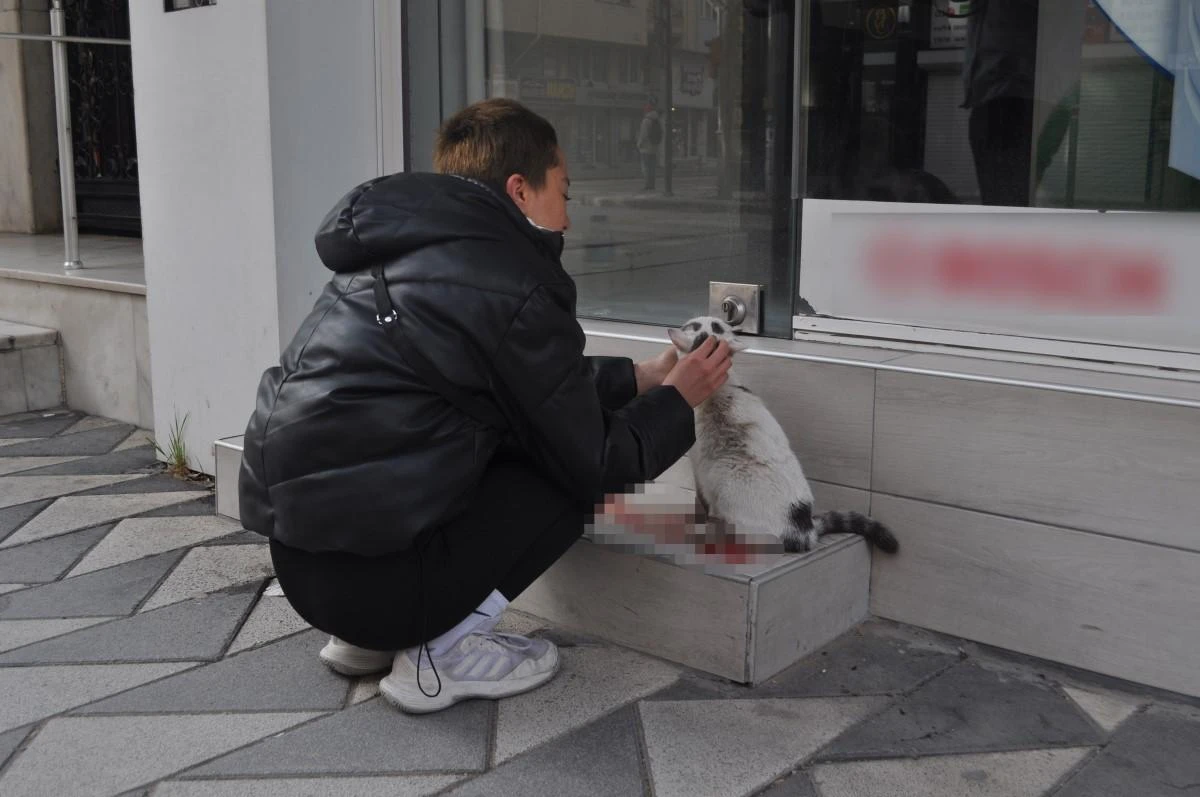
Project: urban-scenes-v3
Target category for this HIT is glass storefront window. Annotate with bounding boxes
[460,0,799,337]
[794,0,1200,362]
[802,0,1200,211]
[407,0,1198,357]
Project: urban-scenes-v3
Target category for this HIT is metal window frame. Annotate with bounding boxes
[0,0,132,271]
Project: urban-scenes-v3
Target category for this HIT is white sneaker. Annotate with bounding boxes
[318,636,394,676]
[380,630,560,714]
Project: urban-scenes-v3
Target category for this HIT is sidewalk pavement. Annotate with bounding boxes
[1,407,1198,796]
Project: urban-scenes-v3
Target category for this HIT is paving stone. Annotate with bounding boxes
[1061,685,1146,733]
[349,674,384,705]
[0,585,258,663]
[59,416,121,436]
[818,663,1104,761]
[140,544,273,610]
[1,491,201,547]
[0,438,39,448]
[206,530,265,545]
[640,697,885,797]
[115,429,156,452]
[494,609,548,637]
[68,516,242,577]
[0,712,320,797]
[0,423,133,456]
[0,475,143,514]
[187,696,491,777]
[811,747,1093,797]
[1053,705,1200,797]
[0,411,81,439]
[0,617,116,653]
[0,550,184,619]
[0,584,28,594]
[649,625,960,704]
[0,662,195,733]
[0,725,32,768]
[755,770,820,797]
[19,445,157,476]
[494,645,680,764]
[530,626,602,648]
[442,704,647,797]
[136,494,216,517]
[158,776,464,797]
[0,525,111,583]
[0,500,54,545]
[74,474,209,496]
[760,626,960,698]
[0,457,86,477]
[76,629,349,714]
[227,596,310,653]
[152,775,467,797]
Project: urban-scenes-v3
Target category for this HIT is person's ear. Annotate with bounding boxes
[505,173,529,209]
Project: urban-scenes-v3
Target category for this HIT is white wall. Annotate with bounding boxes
[131,0,390,473]
[130,1,281,474]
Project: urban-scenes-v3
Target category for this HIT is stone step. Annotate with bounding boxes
[513,457,871,684]
[213,434,244,521]
[212,437,874,683]
[0,320,64,415]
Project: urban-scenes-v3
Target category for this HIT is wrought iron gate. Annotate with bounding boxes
[64,0,139,236]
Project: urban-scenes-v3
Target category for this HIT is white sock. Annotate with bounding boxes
[424,589,510,657]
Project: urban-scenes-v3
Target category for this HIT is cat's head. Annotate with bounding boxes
[667,316,748,356]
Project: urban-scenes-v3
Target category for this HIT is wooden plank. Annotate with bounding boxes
[513,539,751,681]
[873,371,1200,551]
[584,333,877,489]
[869,494,1200,698]
[752,536,870,684]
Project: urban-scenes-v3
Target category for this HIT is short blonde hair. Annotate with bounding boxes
[434,99,559,188]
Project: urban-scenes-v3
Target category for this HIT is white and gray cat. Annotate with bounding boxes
[668,316,899,555]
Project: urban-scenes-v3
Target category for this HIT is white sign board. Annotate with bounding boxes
[799,199,1200,354]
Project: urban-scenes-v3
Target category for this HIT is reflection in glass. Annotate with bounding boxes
[804,0,1200,211]
[483,0,797,335]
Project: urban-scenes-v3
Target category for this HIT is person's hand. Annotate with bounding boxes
[662,335,732,407]
[634,346,679,394]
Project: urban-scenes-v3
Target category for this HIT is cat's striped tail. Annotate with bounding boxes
[785,502,899,554]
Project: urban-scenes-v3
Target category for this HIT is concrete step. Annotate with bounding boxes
[212,437,873,683]
[513,456,870,683]
[0,320,64,414]
[213,434,244,521]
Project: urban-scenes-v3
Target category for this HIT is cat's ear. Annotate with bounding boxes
[667,328,688,351]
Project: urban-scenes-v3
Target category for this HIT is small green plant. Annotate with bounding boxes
[154,411,191,479]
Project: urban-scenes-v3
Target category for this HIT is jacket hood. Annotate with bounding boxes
[314,172,564,274]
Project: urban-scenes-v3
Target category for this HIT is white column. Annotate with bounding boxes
[130,0,392,474]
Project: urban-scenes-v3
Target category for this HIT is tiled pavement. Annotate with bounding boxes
[1,408,1199,797]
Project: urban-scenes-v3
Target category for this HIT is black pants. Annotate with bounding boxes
[641,152,657,189]
[969,97,1035,207]
[270,456,584,652]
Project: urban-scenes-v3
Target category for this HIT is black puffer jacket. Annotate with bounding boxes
[238,172,695,556]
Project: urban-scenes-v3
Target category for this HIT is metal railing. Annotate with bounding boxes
[0,0,131,270]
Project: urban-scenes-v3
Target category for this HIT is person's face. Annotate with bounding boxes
[506,147,571,233]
